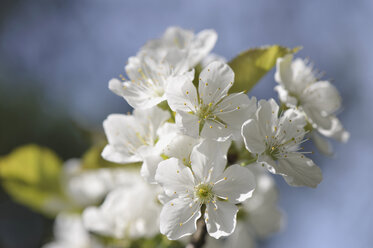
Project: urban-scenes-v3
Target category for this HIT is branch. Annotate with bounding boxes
[186,219,207,248]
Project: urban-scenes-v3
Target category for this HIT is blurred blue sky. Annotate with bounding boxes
[1,0,373,247]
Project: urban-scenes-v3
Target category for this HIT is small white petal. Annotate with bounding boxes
[274,85,298,107]
[141,154,163,183]
[190,140,229,182]
[188,29,218,68]
[277,155,322,188]
[175,111,200,138]
[205,201,238,239]
[303,81,341,115]
[102,114,142,163]
[213,94,256,140]
[241,119,266,154]
[160,198,201,240]
[155,158,195,196]
[274,54,294,89]
[166,73,198,112]
[199,61,234,104]
[311,131,333,156]
[318,116,350,143]
[213,165,256,204]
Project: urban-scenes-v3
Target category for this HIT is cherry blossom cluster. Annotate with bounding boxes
[43,27,348,248]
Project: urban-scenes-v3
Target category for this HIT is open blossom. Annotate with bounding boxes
[167,61,257,141]
[275,54,349,154]
[109,51,191,109]
[241,99,322,188]
[62,159,142,207]
[140,26,217,69]
[102,106,176,182]
[43,213,102,248]
[155,139,255,240]
[241,165,283,239]
[82,175,161,239]
[109,27,217,110]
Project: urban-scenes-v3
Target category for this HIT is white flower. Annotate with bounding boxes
[43,213,102,248]
[274,54,349,154]
[82,177,161,239]
[241,99,322,188]
[62,159,141,207]
[155,139,256,240]
[141,26,217,69]
[241,165,284,239]
[102,106,176,182]
[109,52,191,109]
[167,61,257,141]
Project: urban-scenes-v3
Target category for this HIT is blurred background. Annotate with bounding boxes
[0,0,372,247]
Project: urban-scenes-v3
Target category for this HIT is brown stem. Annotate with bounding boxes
[186,219,207,248]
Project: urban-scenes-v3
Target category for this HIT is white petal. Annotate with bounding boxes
[205,201,238,239]
[302,105,333,130]
[257,154,277,174]
[82,206,115,238]
[133,106,171,133]
[317,116,350,143]
[108,78,126,97]
[190,139,229,183]
[160,198,201,240]
[118,81,166,109]
[213,94,257,140]
[199,61,234,105]
[311,131,333,156]
[302,80,341,115]
[53,213,90,246]
[188,29,218,68]
[162,26,194,48]
[175,111,199,138]
[102,114,143,163]
[166,74,198,112]
[141,154,163,183]
[274,54,294,88]
[213,165,256,204]
[163,134,200,164]
[241,119,266,154]
[274,85,298,107]
[257,99,279,136]
[155,158,195,196]
[277,155,322,188]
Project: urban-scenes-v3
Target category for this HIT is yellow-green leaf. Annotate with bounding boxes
[0,144,67,216]
[228,45,300,93]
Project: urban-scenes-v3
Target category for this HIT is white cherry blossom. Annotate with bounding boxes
[274,54,349,154]
[82,176,161,239]
[109,51,191,109]
[241,99,322,188]
[43,213,102,248]
[155,139,255,240]
[140,26,217,69]
[102,106,176,182]
[167,61,257,141]
[62,159,141,207]
[241,165,284,239]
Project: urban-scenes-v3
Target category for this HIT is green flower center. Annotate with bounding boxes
[195,184,214,203]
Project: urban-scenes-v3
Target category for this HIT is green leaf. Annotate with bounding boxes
[228,45,300,93]
[0,144,69,216]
